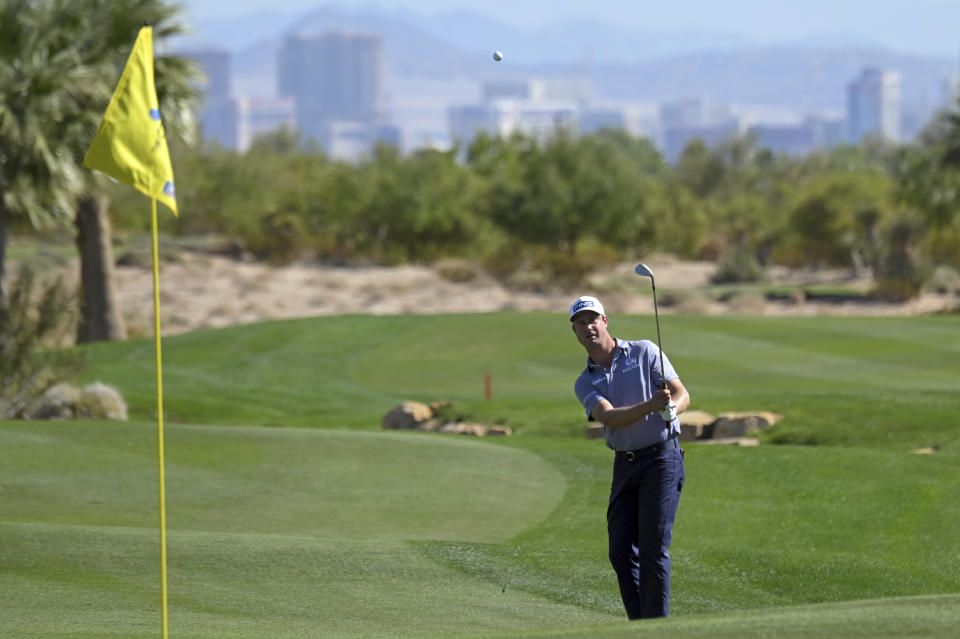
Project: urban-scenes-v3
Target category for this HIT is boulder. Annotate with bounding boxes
[23,383,80,420]
[381,401,433,430]
[712,411,782,438]
[382,401,512,436]
[678,410,717,441]
[440,422,489,436]
[418,418,444,432]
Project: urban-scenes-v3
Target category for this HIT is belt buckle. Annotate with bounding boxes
[623,451,637,462]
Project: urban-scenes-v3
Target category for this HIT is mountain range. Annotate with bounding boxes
[177,4,959,118]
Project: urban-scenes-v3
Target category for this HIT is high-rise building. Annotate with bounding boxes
[847,67,901,144]
[181,48,234,149]
[278,31,386,148]
[448,78,599,148]
[233,97,297,152]
[658,98,741,162]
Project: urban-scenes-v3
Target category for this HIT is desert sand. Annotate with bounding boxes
[107,253,959,337]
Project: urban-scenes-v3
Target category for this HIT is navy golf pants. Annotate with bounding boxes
[607,438,685,620]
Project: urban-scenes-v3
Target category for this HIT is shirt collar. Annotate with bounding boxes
[586,338,627,369]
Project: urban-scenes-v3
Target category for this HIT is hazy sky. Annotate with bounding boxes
[183,0,960,57]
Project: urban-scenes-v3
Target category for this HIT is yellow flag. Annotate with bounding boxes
[83,26,178,215]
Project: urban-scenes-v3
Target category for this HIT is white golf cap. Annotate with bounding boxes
[569,295,605,321]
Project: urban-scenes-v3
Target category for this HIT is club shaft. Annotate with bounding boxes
[651,281,665,388]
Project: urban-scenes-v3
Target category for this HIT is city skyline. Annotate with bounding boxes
[181,0,960,58]
[178,2,959,159]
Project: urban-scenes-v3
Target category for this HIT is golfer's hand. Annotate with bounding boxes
[659,401,678,423]
[649,389,672,412]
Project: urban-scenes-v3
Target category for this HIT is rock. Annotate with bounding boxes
[417,418,444,432]
[23,383,80,420]
[382,400,511,436]
[712,411,782,438]
[678,410,716,441]
[700,437,760,446]
[440,422,489,436]
[381,401,433,430]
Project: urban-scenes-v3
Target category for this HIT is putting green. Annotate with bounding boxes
[1,421,566,541]
[2,421,615,637]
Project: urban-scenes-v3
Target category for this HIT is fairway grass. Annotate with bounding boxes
[72,313,960,449]
[485,593,960,638]
[2,523,613,638]
[3,312,959,637]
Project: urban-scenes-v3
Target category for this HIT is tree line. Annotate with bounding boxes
[99,116,960,300]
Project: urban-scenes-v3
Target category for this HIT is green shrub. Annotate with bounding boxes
[242,210,312,264]
[0,267,76,418]
[711,246,765,284]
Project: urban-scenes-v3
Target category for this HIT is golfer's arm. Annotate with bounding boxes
[590,378,691,430]
[590,398,657,430]
[667,378,691,414]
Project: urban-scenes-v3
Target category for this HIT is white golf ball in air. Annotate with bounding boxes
[493,50,503,61]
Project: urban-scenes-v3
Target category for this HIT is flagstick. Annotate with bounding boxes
[150,197,170,639]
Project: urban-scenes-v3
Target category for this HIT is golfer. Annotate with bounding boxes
[569,295,689,620]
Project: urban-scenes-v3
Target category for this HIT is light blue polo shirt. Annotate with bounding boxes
[574,338,680,451]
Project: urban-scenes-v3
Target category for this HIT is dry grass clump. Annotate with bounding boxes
[432,258,483,283]
[26,381,129,421]
[75,382,128,420]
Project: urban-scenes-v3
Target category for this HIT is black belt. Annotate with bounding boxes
[615,437,678,462]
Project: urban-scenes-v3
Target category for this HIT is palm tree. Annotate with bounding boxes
[0,0,197,334]
[0,0,90,301]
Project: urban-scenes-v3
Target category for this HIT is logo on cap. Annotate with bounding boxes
[569,295,605,320]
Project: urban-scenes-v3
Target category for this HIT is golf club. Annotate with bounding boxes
[636,263,677,423]
[634,263,664,387]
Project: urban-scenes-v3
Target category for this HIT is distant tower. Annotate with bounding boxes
[278,31,386,145]
[847,67,901,144]
[181,48,235,148]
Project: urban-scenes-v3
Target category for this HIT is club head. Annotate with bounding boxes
[635,263,654,279]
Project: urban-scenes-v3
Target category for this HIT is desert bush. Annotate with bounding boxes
[725,290,767,313]
[22,380,128,421]
[872,216,931,301]
[0,266,76,418]
[657,289,711,313]
[711,246,765,284]
[926,265,960,295]
[432,258,483,283]
[76,382,128,420]
[244,210,312,264]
